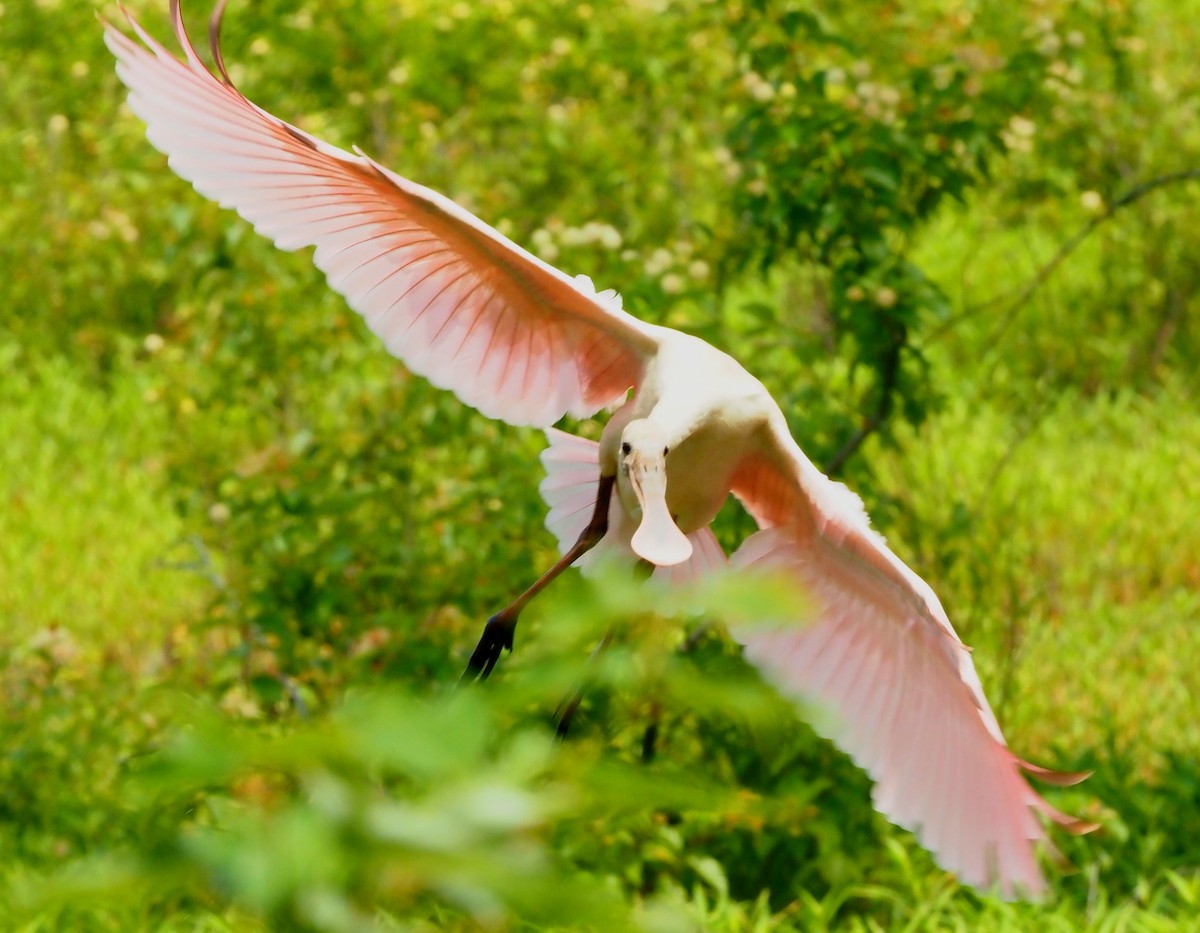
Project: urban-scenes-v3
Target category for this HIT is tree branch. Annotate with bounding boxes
[817,169,1200,475]
[823,325,904,475]
[927,168,1200,345]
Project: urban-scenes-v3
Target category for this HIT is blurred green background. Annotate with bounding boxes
[3,0,1199,929]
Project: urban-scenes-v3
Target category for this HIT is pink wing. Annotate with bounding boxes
[103,1,658,428]
[539,429,617,566]
[539,428,725,580]
[729,416,1093,899]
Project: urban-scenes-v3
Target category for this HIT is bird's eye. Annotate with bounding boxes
[621,442,631,454]
[663,446,669,456]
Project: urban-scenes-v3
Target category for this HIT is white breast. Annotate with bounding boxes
[614,327,775,533]
[659,340,773,532]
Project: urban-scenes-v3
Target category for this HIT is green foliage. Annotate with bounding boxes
[4,0,1200,929]
[718,0,1052,442]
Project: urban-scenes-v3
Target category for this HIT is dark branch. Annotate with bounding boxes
[823,326,904,475]
[822,168,1200,476]
[927,168,1200,344]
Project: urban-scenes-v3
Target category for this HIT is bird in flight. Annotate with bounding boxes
[105,0,1094,899]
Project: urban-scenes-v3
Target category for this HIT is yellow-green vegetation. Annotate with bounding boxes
[3,0,1199,929]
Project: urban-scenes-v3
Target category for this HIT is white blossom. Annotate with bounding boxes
[661,273,684,294]
[1037,33,1062,57]
[597,225,623,250]
[1009,116,1037,137]
[645,248,674,276]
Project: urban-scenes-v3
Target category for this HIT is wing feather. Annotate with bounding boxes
[730,415,1092,898]
[104,1,658,428]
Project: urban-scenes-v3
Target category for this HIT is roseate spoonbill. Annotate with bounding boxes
[105,0,1094,898]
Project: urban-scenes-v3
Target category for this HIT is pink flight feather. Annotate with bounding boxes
[103,0,657,430]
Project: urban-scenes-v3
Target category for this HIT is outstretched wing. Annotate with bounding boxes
[729,414,1093,899]
[104,1,658,428]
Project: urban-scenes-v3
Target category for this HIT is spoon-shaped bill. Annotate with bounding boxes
[628,463,693,566]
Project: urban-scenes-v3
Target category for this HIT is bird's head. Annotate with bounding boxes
[619,420,693,567]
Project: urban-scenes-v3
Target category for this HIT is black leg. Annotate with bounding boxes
[459,475,614,685]
[637,624,707,762]
[554,687,584,739]
[553,629,613,738]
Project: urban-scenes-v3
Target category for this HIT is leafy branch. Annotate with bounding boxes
[927,168,1200,347]
[829,168,1200,473]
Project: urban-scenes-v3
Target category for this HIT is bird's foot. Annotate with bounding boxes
[459,612,517,685]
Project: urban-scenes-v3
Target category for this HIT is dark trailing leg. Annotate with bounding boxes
[553,629,613,738]
[554,694,582,739]
[553,556,653,737]
[459,475,614,685]
[638,623,707,761]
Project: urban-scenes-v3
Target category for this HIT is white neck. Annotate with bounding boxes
[647,392,705,451]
